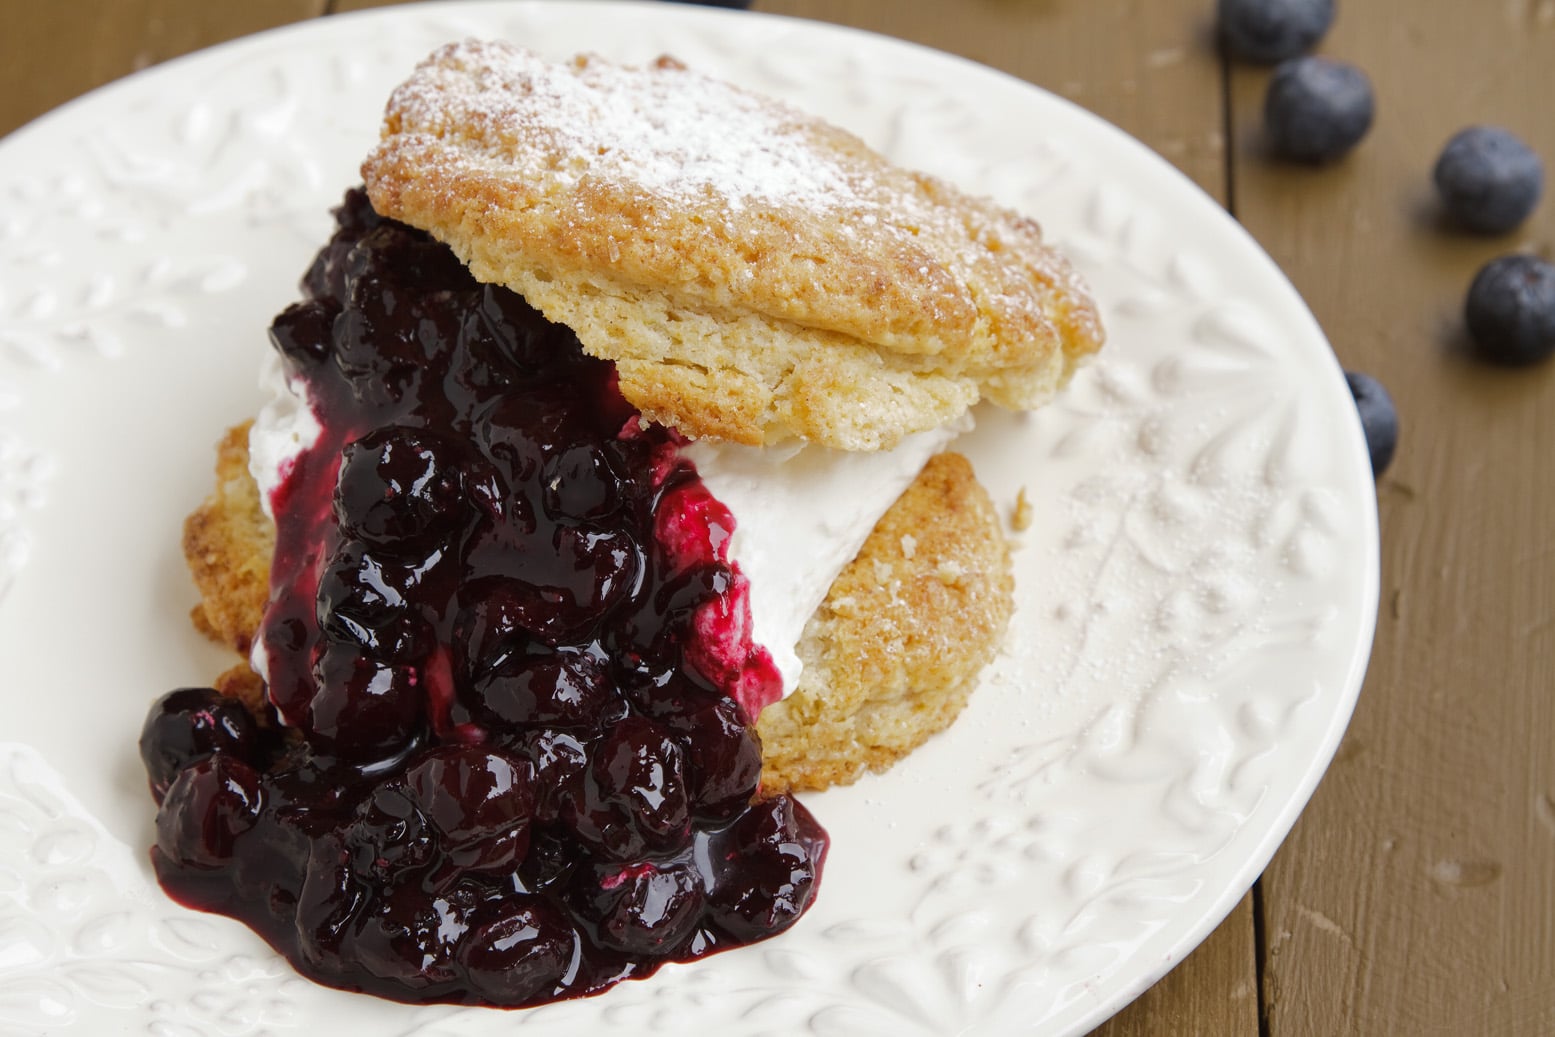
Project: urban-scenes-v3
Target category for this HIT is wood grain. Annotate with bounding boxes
[757,0,1228,199]
[1228,3,1555,1034]
[1091,894,1260,1036]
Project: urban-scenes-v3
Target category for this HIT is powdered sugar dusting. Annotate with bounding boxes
[385,40,853,212]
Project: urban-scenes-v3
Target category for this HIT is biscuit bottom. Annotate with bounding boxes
[755,452,1012,792]
[183,430,1012,791]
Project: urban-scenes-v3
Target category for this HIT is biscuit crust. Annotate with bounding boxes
[362,41,1103,450]
[182,429,1010,791]
[755,451,1013,793]
[183,421,272,660]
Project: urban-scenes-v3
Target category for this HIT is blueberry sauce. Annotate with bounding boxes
[144,190,825,1006]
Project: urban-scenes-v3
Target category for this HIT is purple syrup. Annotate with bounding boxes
[142,189,825,1006]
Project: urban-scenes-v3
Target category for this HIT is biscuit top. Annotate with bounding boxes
[364,39,1103,449]
[379,43,851,214]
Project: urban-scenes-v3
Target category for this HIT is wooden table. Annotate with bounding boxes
[6,1,1551,1033]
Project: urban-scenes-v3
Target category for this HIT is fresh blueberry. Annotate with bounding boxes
[1343,372,1398,477]
[1433,127,1545,234]
[1218,0,1335,63]
[1264,57,1374,163]
[1464,254,1555,365]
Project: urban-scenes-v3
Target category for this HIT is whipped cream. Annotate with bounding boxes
[249,352,322,521]
[679,425,961,690]
[250,352,960,695]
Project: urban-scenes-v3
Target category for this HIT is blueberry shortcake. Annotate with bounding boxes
[148,41,1103,1008]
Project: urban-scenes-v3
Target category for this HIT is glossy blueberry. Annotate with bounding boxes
[567,716,691,859]
[673,697,762,821]
[139,687,258,803]
[706,796,824,940]
[1465,254,1555,366]
[1218,0,1335,63]
[269,298,338,366]
[315,540,436,662]
[568,859,706,955]
[466,648,619,730]
[455,898,577,1003]
[1434,127,1545,234]
[303,187,382,301]
[1343,372,1398,478]
[331,225,470,382]
[334,427,466,545]
[154,754,263,869]
[403,746,537,871]
[460,526,642,645]
[1264,57,1374,163]
[307,641,424,763]
[457,285,554,383]
[511,729,590,824]
[294,834,366,964]
[541,444,625,521]
[350,885,465,990]
[342,781,436,881]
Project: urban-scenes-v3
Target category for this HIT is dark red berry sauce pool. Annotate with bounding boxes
[140,189,826,1007]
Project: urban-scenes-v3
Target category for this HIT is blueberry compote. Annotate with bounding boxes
[143,190,826,1006]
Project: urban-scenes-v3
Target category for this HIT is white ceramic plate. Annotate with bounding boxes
[0,3,1378,1034]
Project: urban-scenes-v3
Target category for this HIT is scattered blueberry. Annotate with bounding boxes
[1343,372,1398,477]
[1218,0,1335,63]
[1264,57,1374,163]
[1433,126,1545,234]
[1464,254,1555,365]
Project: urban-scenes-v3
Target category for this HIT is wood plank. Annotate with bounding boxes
[331,0,431,11]
[757,0,1227,198]
[0,0,325,138]
[1092,894,1261,1036]
[1229,4,1555,1034]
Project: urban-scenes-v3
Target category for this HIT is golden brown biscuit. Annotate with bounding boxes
[182,431,1010,791]
[362,41,1103,451]
[183,421,272,659]
[755,452,1012,793]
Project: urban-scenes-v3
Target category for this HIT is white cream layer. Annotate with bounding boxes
[249,351,960,694]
